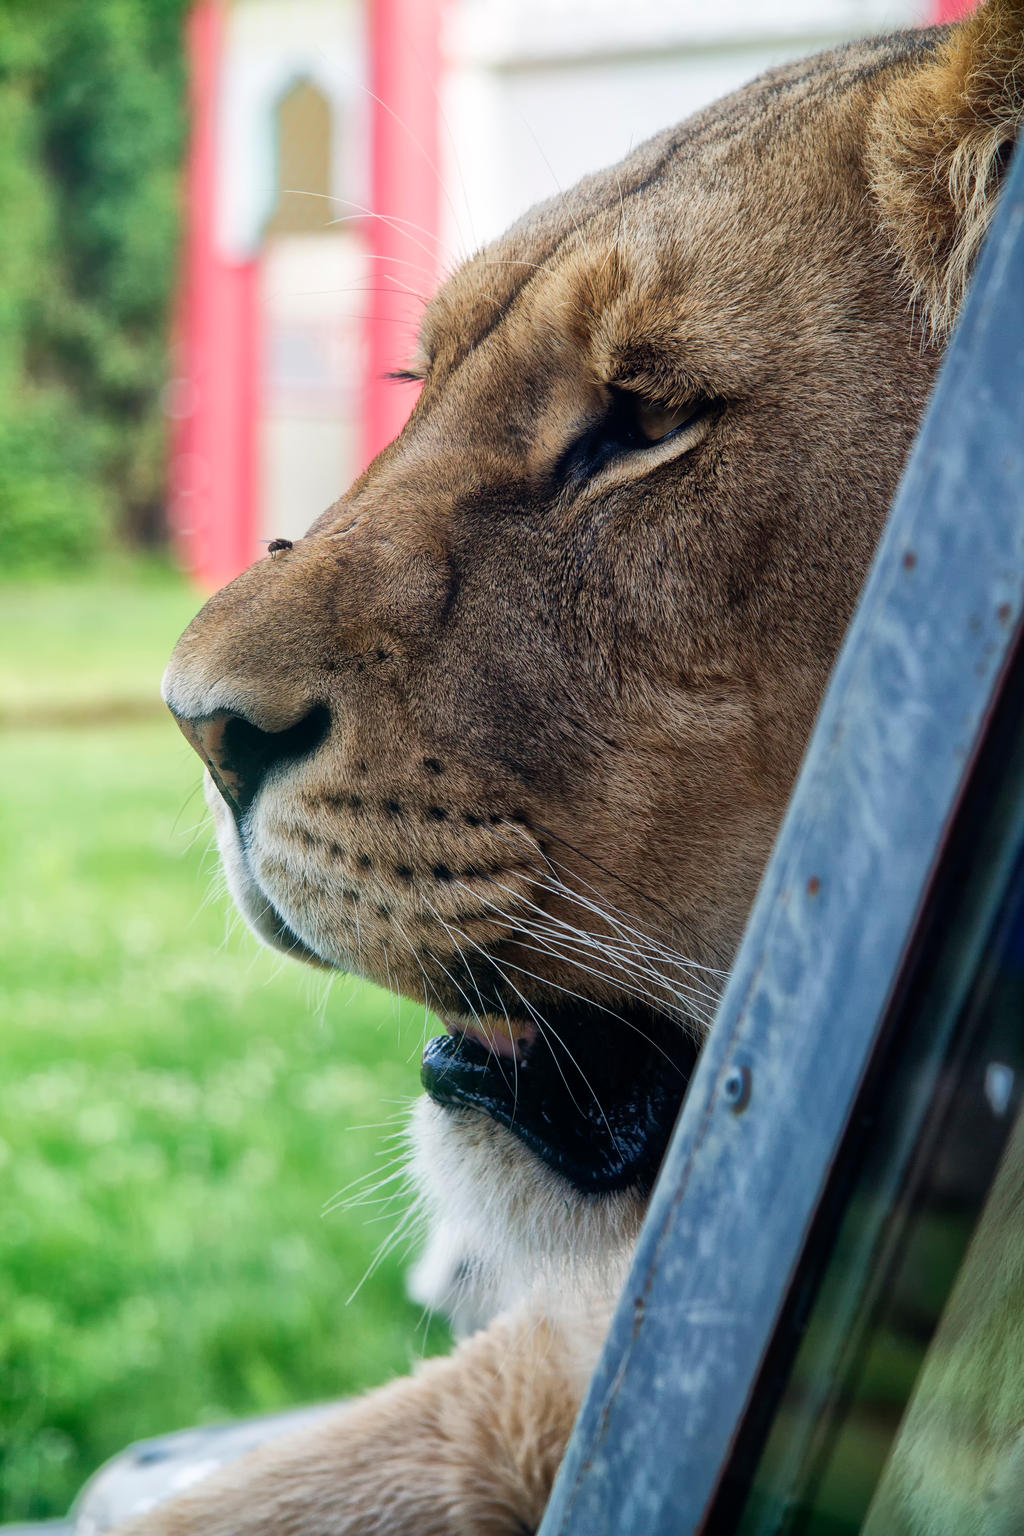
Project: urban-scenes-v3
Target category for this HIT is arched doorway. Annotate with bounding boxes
[259,76,365,546]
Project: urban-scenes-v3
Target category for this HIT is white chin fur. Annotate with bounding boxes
[407,1097,643,1334]
[205,773,640,1333]
[204,774,322,959]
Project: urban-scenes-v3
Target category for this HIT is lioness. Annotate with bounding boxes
[134,3,1023,1531]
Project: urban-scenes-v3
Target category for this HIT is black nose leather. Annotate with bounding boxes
[174,706,331,815]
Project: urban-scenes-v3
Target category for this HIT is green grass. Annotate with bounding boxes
[0,557,199,721]
[0,565,447,1523]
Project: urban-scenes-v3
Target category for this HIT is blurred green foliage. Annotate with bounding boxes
[0,568,448,1521]
[0,2,189,570]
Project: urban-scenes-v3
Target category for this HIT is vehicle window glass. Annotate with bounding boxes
[728,724,1024,1536]
[867,1104,1024,1536]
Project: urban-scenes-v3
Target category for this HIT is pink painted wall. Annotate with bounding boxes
[931,0,978,20]
[172,0,448,587]
[170,0,261,591]
[363,0,447,468]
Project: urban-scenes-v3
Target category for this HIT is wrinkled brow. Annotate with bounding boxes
[420,248,554,373]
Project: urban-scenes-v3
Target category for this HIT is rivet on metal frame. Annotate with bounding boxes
[722,1063,752,1114]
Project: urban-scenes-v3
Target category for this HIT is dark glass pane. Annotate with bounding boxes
[718,642,1024,1536]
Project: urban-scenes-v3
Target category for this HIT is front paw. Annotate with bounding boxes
[75,1405,343,1536]
[106,1301,601,1536]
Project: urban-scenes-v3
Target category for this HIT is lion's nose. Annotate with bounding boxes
[172,706,331,816]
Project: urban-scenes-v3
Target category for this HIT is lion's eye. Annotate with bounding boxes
[556,387,711,486]
[630,397,704,444]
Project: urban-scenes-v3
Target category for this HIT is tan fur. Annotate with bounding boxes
[140,6,1024,1533]
[868,1,1024,336]
[113,1292,613,1536]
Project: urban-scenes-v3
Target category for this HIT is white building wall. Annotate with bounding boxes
[260,235,365,543]
[440,0,927,259]
[218,0,368,541]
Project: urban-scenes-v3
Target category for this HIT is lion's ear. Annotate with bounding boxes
[867,0,1024,337]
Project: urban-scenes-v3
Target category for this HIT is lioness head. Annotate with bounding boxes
[165,5,1023,1292]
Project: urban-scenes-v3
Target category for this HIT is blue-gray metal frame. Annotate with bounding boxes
[540,148,1024,1536]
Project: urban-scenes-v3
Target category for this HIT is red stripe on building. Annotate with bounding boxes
[931,0,978,20]
[171,0,262,590]
[363,0,447,467]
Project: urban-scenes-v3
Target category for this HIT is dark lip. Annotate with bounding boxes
[420,1008,700,1196]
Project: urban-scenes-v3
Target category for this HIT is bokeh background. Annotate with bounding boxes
[0,0,959,1522]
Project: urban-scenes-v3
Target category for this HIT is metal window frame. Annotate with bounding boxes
[540,146,1024,1536]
